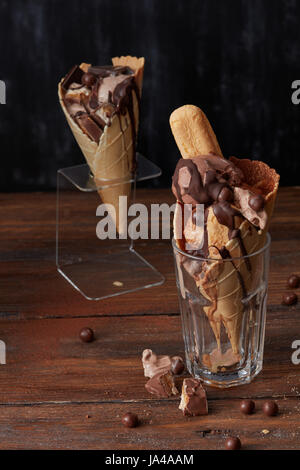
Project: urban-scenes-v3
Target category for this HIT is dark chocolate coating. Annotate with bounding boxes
[287,274,300,289]
[225,437,241,450]
[81,72,96,87]
[282,292,298,305]
[218,186,233,202]
[262,400,279,417]
[122,412,139,428]
[79,327,94,343]
[249,194,265,212]
[240,399,255,415]
[171,357,185,375]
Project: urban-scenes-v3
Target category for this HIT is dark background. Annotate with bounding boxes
[0,0,299,190]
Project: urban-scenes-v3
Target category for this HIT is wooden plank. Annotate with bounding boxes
[0,188,299,318]
[0,313,299,405]
[0,397,299,450]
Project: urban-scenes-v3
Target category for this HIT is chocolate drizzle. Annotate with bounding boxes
[112,76,140,172]
[62,64,141,171]
[173,159,211,205]
[211,245,247,297]
[173,156,257,312]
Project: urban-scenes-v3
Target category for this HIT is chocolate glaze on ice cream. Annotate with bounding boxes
[61,64,140,169]
[172,153,268,262]
[170,104,280,363]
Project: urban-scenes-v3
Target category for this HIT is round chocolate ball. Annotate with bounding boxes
[263,400,278,417]
[282,292,298,306]
[171,357,185,375]
[224,436,241,450]
[287,274,300,289]
[79,327,94,343]
[249,194,264,212]
[218,187,233,202]
[240,399,255,415]
[122,412,139,428]
[81,72,96,87]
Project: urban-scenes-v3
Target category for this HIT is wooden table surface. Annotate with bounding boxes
[0,187,299,450]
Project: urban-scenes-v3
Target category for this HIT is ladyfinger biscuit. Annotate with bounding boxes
[170,105,223,158]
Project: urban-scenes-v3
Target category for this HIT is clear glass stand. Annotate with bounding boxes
[56,153,165,300]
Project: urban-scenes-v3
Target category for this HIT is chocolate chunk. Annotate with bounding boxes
[213,201,241,234]
[282,292,298,306]
[61,65,84,91]
[90,113,106,129]
[225,436,241,450]
[263,400,278,417]
[171,356,185,375]
[179,378,208,416]
[142,349,172,378]
[81,72,97,87]
[79,327,94,343]
[122,412,139,428]
[145,371,178,398]
[75,114,102,143]
[249,194,264,212]
[240,399,255,415]
[287,274,300,289]
[89,84,99,109]
[89,65,133,77]
[218,186,233,202]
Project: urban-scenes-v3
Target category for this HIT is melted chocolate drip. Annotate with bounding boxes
[211,245,247,297]
[88,65,134,77]
[112,76,140,171]
[173,157,254,310]
[62,64,140,172]
[213,201,251,272]
[172,159,211,205]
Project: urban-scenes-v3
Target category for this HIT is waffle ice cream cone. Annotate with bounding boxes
[58,56,145,235]
[171,105,279,359]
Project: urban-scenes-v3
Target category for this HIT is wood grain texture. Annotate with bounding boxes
[0,398,299,450]
[0,188,299,317]
[0,188,299,449]
[0,313,299,404]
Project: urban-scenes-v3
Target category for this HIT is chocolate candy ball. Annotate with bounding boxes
[240,399,255,415]
[224,436,241,450]
[218,187,233,202]
[122,412,139,428]
[263,400,278,417]
[81,72,96,87]
[287,274,300,289]
[282,292,298,306]
[171,357,185,375]
[249,194,264,212]
[79,327,94,343]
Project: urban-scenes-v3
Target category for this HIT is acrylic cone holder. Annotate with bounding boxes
[56,153,165,300]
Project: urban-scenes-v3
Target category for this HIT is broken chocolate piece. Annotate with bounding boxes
[142,349,172,378]
[75,114,102,143]
[171,356,185,375]
[61,65,84,91]
[88,65,133,77]
[145,371,178,398]
[179,378,208,416]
